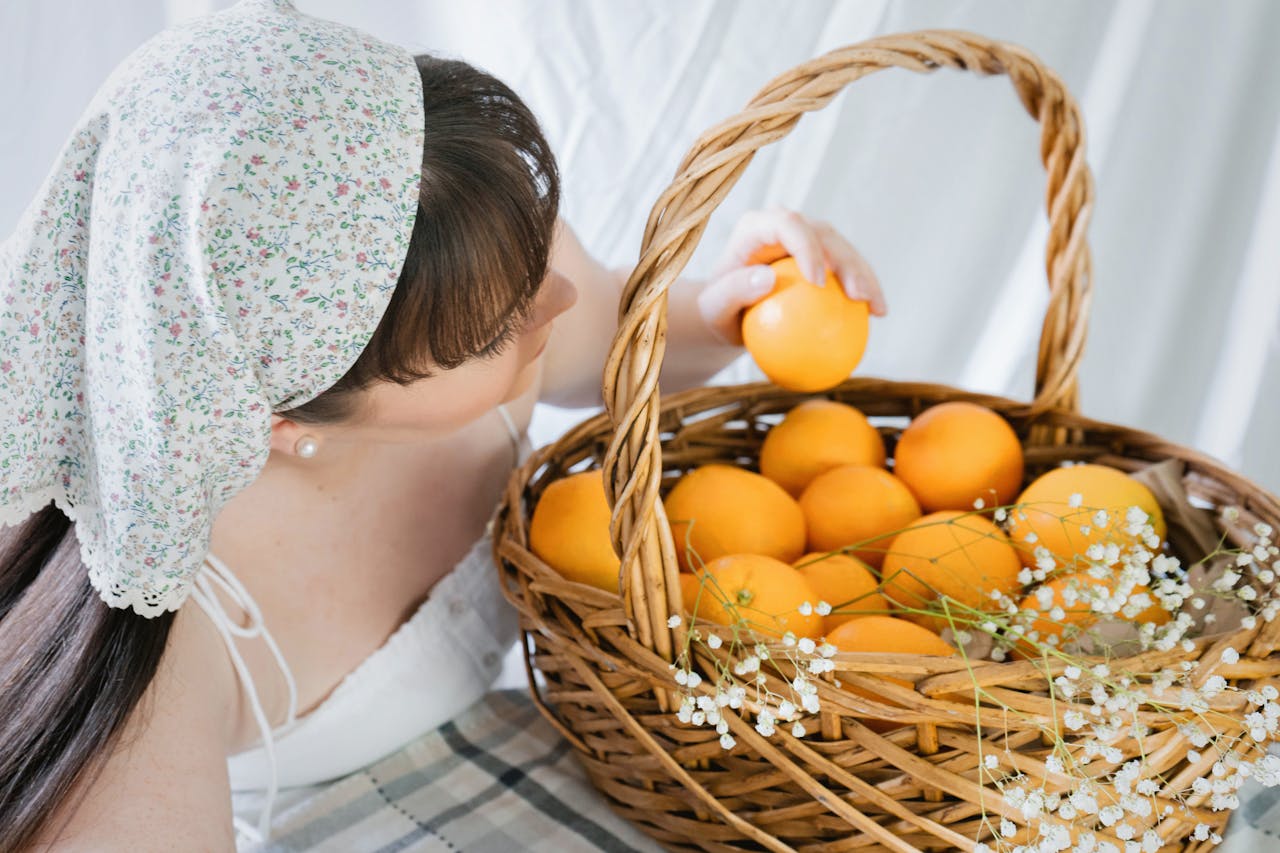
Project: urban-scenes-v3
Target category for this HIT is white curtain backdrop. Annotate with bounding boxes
[3,0,1278,494]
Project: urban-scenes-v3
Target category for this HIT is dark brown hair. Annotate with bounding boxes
[0,53,558,850]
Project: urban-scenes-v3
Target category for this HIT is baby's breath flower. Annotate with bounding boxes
[1069,493,1083,508]
[706,633,723,649]
[815,600,832,616]
[973,497,985,509]
[798,637,816,655]
[1098,804,1123,826]
[791,721,806,738]
[1221,647,1240,665]
[719,732,736,750]
[797,601,813,616]
[667,614,682,628]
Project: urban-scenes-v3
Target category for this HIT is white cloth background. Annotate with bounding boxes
[3,0,1277,493]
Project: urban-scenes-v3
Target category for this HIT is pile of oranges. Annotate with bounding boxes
[528,257,1170,724]
[529,398,1170,709]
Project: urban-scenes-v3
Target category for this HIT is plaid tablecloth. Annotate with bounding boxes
[234,689,664,853]
[236,686,1275,851]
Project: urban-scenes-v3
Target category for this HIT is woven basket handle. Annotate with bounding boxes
[600,30,1095,658]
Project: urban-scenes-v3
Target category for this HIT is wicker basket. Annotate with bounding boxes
[494,30,1280,852]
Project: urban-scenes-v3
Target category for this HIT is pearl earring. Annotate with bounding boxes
[295,436,319,458]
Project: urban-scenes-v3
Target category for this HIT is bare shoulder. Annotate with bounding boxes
[28,603,239,852]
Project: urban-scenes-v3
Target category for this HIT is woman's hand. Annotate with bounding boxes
[696,207,887,347]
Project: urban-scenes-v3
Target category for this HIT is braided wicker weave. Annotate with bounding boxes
[494,30,1280,851]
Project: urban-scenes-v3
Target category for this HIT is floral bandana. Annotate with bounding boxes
[0,0,424,616]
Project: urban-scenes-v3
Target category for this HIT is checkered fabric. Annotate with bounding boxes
[232,689,665,852]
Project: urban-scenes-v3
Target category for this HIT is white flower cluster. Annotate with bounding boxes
[667,619,840,750]
[666,508,1280,852]
[971,660,1280,851]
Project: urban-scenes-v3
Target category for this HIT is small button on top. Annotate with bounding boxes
[448,599,466,616]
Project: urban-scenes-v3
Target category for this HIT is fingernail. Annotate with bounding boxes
[750,267,775,293]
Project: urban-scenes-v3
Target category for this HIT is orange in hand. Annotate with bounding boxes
[742,256,870,392]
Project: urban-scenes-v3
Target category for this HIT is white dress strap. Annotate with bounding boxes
[189,552,299,846]
[496,403,531,464]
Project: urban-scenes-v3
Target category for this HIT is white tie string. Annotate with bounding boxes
[190,553,300,846]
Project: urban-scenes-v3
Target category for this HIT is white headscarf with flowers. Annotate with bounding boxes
[0,0,424,616]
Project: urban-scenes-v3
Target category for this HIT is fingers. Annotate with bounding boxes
[716,207,887,316]
[696,265,776,346]
[717,207,826,285]
[814,221,888,316]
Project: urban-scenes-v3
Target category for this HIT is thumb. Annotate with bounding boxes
[697,265,776,346]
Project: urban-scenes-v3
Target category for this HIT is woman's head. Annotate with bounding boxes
[0,48,570,849]
[270,53,575,454]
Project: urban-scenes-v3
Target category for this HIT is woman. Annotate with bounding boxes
[0,1,885,849]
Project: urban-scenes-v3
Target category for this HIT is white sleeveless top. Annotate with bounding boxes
[190,404,532,847]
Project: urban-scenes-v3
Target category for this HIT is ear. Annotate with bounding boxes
[268,414,317,457]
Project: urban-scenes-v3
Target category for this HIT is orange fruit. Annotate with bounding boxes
[693,554,823,639]
[1013,570,1172,658]
[664,464,806,572]
[1006,463,1167,571]
[760,399,885,497]
[880,510,1022,631]
[827,615,955,731]
[799,464,921,569]
[677,572,706,617]
[529,470,619,592]
[893,401,1024,513]
[793,552,889,632]
[741,256,871,392]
